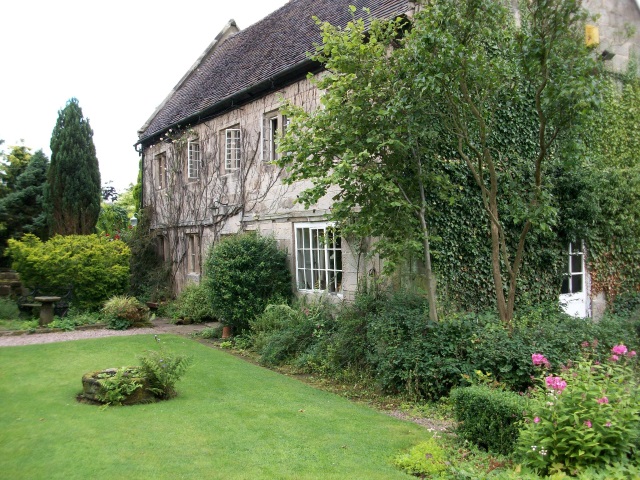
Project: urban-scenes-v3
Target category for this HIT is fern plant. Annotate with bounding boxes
[95,367,143,405]
[137,349,192,399]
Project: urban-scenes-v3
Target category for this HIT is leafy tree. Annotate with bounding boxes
[44,98,101,235]
[279,1,600,327]
[278,13,445,321]
[403,0,600,327]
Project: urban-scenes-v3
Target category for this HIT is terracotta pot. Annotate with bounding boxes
[222,325,232,339]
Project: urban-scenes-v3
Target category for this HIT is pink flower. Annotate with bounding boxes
[545,375,567,392]
[612,344,628,355]
[584,420,592,428]
[597,396,609,404]
[581,341,590,348]
[534,417,540,424]
[605,422,612,427]
[532,353,550,367]
[628,351,637,357]
[610,355,620,362]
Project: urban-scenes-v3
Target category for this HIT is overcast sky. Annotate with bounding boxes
[0,0,288,192]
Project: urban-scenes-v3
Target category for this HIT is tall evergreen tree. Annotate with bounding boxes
[44,98,101,235]
[0,149,49,265]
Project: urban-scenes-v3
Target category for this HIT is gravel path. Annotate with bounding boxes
[0,318,219,347]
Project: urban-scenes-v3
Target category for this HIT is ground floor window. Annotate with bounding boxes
[561,242,584,295]
[294,223,342,294]
[186,234,200,274]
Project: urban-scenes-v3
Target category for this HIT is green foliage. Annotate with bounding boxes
[278,1,600,318]
[278,14,442,318]
[251,303,321,367]
[204,232,292,332]
[95,367,143,406]
[96,203,130,241]
[582,78,640,301]
[192,325,223,340]
[451,385,529,455]
[44,97,101,235]
[0,297,19,320]
[102,295,149,330]
[0,149,49,265]
[126,209,170,302]
[517,349,640,476]
[393,438,448,477]
[245,288,639,401]
[8,233,130,310]
[137,348,192,399]
[166,282,215,323]
[48,309,102,331]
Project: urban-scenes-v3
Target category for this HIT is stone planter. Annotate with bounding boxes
[80,368,156,405]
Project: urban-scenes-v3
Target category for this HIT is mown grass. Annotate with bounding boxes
[0,335,430,479]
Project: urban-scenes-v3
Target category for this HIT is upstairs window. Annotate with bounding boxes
[225,128,241,170]
[265,114,279,161]
[295,223,342,294]
[187,140,200,179]
[156,152,168,189]
[263,112,291,162]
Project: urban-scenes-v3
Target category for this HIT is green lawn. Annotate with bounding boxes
[0,335,429,479]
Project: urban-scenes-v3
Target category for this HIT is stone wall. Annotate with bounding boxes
[142,74,376,298]
[584,0,640,72]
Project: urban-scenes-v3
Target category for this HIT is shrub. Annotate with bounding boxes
[393,438,448,477]
[517,346,640,476]
[251,299,335,369]
[253,304,316,366]
[167,282,215,323]
[8,233,130,310]
[451,385,529,455]
[0,297,20,320]
[204,232,291,333]
[367,291,477,400]
[137,348,192,399]
[102,296,149,330]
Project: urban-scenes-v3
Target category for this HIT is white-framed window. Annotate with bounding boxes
[263,112,291,162]
[295,223,342,294]
[264,113,279,162]
[225,128,241,170]
[561,242,584,294]
[187,140,200,179]
[187,234,200,274]
[156,152,168,189]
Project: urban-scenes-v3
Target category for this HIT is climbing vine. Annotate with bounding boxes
[582,74,640,302]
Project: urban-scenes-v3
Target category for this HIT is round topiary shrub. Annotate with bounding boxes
[204,232,292,333]
[102,295,150,330]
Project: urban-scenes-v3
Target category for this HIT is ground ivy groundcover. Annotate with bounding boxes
[0,335,428,479]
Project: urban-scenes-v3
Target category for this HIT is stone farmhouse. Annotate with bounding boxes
[136,0,640,314]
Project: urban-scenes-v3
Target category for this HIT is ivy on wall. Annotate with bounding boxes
[583,75,640,302]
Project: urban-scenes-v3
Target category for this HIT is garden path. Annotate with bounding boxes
[0,317,220,347]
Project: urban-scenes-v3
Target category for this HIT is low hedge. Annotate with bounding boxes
[450,385,529,455]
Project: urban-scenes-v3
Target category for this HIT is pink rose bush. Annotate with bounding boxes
[518,344,640,476]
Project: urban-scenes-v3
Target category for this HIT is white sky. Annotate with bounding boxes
[0,0,288,192]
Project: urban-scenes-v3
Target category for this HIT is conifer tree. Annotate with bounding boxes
[44,98,101,235]
[0,149,49,265]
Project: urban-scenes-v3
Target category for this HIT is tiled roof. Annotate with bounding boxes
[138,0,411,144]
